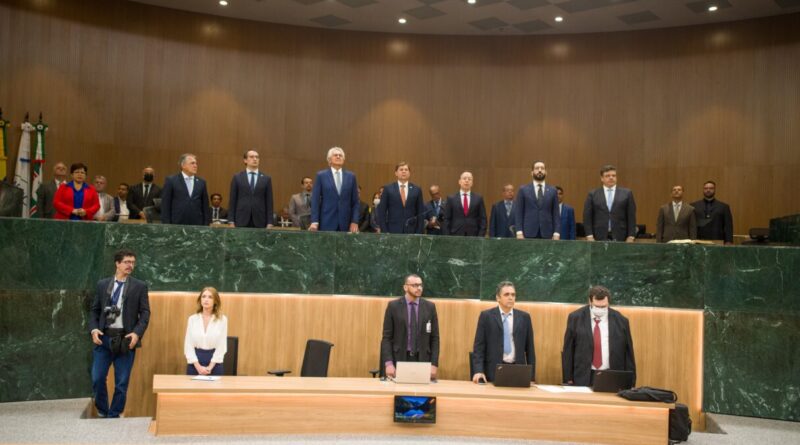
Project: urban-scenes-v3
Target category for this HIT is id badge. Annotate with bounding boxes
[426,321,432,333]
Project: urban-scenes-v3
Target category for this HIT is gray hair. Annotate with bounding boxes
[495,281,515,296]
[326,147,345,163]
[179,153,196,167]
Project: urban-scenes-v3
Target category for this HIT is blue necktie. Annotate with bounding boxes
[185,177,194,197]
[502,313,512,355]
[334,170,342,194]
[249,172,256,192]
[110,280,124,306]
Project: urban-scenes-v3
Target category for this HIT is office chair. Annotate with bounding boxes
[269,339,334,377]
[223,336,239,376]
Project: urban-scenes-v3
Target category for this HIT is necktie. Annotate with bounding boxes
[334,170,342,194]
[674,203,681,222]
[249,172,256,192]
[502,313,512,355]
[110,280,124,306]
[185,177,194,197]
[537,184,543,204]
[400,184,406,206]
[144,184,150,198]
[606,189,613,230]
[462,193,469,216]
[592,318,602,369]
[505,201,512,217]
[409,302,418,354]
[213,208,219,220]
[304,193,309,206]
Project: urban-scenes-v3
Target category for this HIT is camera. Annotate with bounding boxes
[103,305,121,324]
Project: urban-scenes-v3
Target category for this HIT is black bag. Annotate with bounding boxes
[617,386,677,403]
[669,403,692,443]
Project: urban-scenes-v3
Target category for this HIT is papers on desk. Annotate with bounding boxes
[536,384,592,393]
[191,376,221,381]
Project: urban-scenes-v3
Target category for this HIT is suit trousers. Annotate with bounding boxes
[91,335,136,417]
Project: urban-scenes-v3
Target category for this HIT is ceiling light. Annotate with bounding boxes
[398,18,407,24]
[555,16,564,22]
[468,0,477,4]
[708,5,718,12]
[219,0,228,5]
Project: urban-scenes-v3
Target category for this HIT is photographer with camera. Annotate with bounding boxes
[89,249,151,418]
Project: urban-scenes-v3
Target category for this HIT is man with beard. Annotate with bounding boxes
[112,183,132,222]
[515,161,560,240]
[128,166,161,220]
[288,176,313,229]
[656,185,697,243]
[691,181,733,245]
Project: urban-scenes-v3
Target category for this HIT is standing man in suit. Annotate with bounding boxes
[556,186,576,240]
[471,281,535,383]
[89,249,151,418]
[309,147,360,233]
[112,183,131,222]
[515,161,560,240]
[127,166,161,220]
[209,193,229,223]
[562,285,635,386]
[443,171,486,237]
[381,274,440,380]
[36,161,67,219]
[93,175,116,222]
[691,181,733,245]
[288,176,313,229]
[425,185,445,235]
[161,154,210,226]
[656,185,697,243]
[583,165,637,242]
[376,162,426,234]
[228,150,274,229]
[489,184,516,238]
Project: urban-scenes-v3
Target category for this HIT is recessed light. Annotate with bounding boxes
[555,16,564,22]
[398,18,407,24]
[708,5,718,12]
[468,0,477,4]
[219,0,228,5]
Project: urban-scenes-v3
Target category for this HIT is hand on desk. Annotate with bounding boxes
[472,373,487,384]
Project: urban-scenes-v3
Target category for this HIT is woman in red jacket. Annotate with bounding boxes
[53,162,100,220]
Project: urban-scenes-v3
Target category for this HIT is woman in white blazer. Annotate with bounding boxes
[184,287,227,375]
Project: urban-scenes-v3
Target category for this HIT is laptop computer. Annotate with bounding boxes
[493,364,532,388]
[591,370,635,393]
[393,361,431,384]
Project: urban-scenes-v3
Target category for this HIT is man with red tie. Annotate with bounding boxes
[442,171,486,237]
[561,285,636,386]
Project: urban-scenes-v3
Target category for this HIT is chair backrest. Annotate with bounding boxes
[468,351,475,381]
[575,222,586,238]
[300,339,334,377]
[223,336,239,376]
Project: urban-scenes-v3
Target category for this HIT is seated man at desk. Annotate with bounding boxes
[562,285,636,386]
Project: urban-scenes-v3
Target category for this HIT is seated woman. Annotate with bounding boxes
[184,287,228,376]
[53,162,100,220]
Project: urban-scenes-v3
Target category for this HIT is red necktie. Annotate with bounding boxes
[592,318,602,369]
[462,193,469,216]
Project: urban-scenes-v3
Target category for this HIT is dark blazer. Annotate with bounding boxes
[583,187,637,241]
[0,181,24,217]
[209,206,228,221]
[380,297,440,367]
[425,199,445,235]
[515,183,561,239]
[359,204,379,233]
[442,192,486,237]
[376,182,425,234]
[489,200,516,238]
[36,180,60,219]
[560,203,577,240]
[228,171,274,228]
[561,305,636,386]
[127,182,161,219]
[691,198,733,243]
[656,202,697,243]
[310,168,360,232]
[89,276,151,347]
[160,174,210,226]
[472,307,536,382]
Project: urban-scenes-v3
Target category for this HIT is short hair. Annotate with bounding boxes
[118,182,130,189]
[179,153,196,167]
[600,165,616,176]
[94,175,106,182]
[531,160,545,169]
[588,285,611,301]
[195,287,222,320]
[326,147,345,162]
[404,273,422,284]
[460,171,473,178]
[395,161,409,171]
[704,180,716,187]
[243,149,258,159]
[495,281,515,296]
[502,183,514,190]
[301,176,312,184]
[70,163,88,174]
[211,193,222,200]
[113,249,136,264]
[555,185,564,193]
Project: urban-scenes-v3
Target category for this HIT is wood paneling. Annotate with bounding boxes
[0,1,799,232]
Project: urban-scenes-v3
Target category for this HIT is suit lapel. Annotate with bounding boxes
[493,308,503,332]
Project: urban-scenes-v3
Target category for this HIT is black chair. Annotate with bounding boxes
[269,339,334,377]
[223,336,239,376]
[742,228,770,245]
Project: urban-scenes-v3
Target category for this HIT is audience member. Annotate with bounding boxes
[583,165,636,242]
[127,166,161,220]
[556,186,576,240]
[229,150,273,229]
[489,184,516,238]
[309,147,360,233]
[691,181,733,244]
[209,193,228,222]
[425,185,445,235]
[161,154,210,226]
[288,176,313,229]
[93,175,115,221]
[53,163,100,220]
[37,161,67,219]
[656,185,697,243]
[515,161,560,240]
[442,171,486,237]
[377,162,425,234]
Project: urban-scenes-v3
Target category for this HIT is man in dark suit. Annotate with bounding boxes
[471,281,535,383]
[376,162,425,234]
[228,150,274,228]
[89,249,151,418]
[309,147,360,232]
[442,171,486,236]
[160,154,210,226]
[656,185,697,243]
[127,166,161,220]
[562,285,635,387]
[556,186,576,240]
[515,161,561,240]
[691,181,733,244]
[381,274,440,380]
[425,185,445,235]
[111,183,132,221]
[209,193,229,222]
[583,165,637,242]
[36,161,67,219]
[489,184,516,238]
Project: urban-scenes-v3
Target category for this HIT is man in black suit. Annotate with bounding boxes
[425,185,445,235]
[583,165,637,242]
[442,171,486,236]
[89,249,151,418]
[36,161,67,219]
[376,162,426,234]
[515,161,561,240]
[160,154,210,226]
[562,285,635,387]
[127,166,161,220]
[691,181,733,244]
[228,150,274,228]
[209,193,229,222]
[471,281,535,383]
[380,274,440,380]
[489,184,516,238]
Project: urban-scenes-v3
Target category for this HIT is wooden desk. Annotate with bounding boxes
[153,375,671,444]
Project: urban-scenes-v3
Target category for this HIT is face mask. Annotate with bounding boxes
[373,199,380,206]
[591,306,608,319]
[143,173,154,182]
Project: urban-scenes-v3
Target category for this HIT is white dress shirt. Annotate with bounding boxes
[460,190,471,210]
[117,199,130,221]
[590,314,610,370]
[108,279,126,329]
[499,307,515,363]
[184,313,228,364]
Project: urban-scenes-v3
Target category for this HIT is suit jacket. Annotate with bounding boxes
[36,180,61,219]
[160,174,210,226]
[561,305,636,386]
[515,183,561,239]
[95,192,116,221]
[656,202,697,243]
[359,204,379,233]
[288,192,312,229]
[53,183,101,220]
[127,182,161,219]
[380,297,440,367]
[425,199,445,235]
[229,171,274,228]
[489,200,516,238]
[0,180,24,217]
[442,192,486,236]
[472,307,536,382]
[376,182,426,234]
[691,198,733,243]
[583,187,637,241]
[560,203,576,240]
[89,276,151,347]
[310,168,360,232]
[209,206,228,221]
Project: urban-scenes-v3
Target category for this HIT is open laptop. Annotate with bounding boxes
[393,361,431,384]
[493,364,532,388]
[591,370,635,393]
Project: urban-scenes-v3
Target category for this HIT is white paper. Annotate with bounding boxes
[191,375,221,381]
[536,384,592,393]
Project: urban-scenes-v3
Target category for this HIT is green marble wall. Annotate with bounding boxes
[1,218,798,421]
[770,214,800,245]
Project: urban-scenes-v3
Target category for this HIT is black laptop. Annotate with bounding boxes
[591,370,635,393]
[493,364,533,388]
